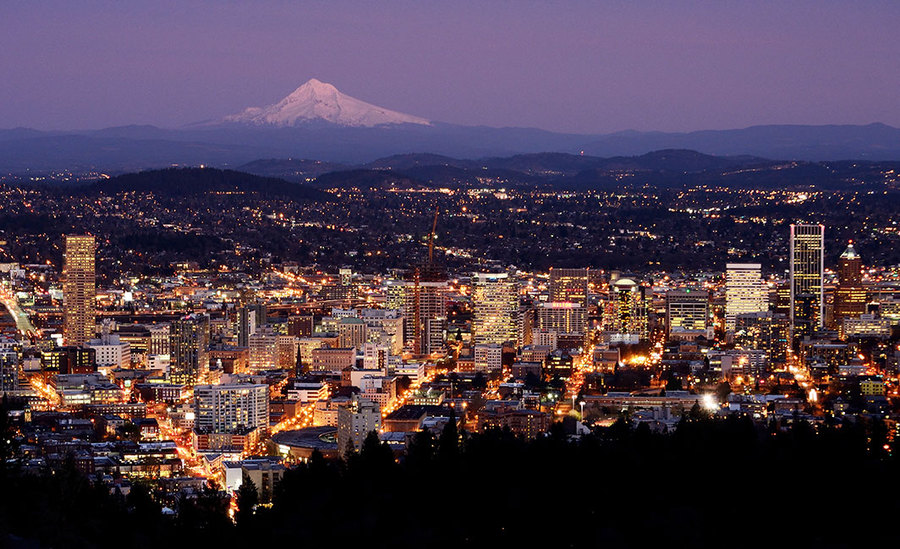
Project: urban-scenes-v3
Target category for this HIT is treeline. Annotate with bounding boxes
[3,413,899,547]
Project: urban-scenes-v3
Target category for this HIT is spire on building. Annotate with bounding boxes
[840,242,860,260]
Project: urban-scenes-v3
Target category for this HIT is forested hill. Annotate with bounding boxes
[80,167,332,200]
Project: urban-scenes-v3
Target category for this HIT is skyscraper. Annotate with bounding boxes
[384,279,448,354]
[248,325,278,372]
[834,242,867,325]
[725,263,768,331]
[169,314,210,386]
[194,383,269,434]
[789,224,825,335]
[472,272,518,345]
[602,278,648,342]
[666,289,709,339]
[63,235,96,346]
[549,267,589,306]
[536,302,587,335]
[237,303,267,347]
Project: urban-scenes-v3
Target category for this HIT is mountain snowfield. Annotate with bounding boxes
[222,78,431,127]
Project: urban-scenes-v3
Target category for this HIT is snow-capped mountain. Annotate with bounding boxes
[222,78,431,127]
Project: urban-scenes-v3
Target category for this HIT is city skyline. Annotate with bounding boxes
[1,2,899,546]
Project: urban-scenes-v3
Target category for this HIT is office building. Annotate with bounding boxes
[148,323,170,356]
[472,272,518,345]
[169,314,210,386]
[248,325,278,371]
[602,278,648,341]
[474,343,503,373]
[549,267,589,305]
[237,304,267,348]
[62,235,96,346]
[194,383,268,433]
[337,395,381,454]
[834,243,867,325]
[536,302,587,335]
[193,383,269,452]
[276,335,299,370]
[666,289,710,340]
[790,223,825,335]
[287,315,314,338]
[385,279,448,354]
[338,317,368,349]
[725,263,768,331]
[85,332,131,369]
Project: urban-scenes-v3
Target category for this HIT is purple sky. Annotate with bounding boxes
[1,1,898,133]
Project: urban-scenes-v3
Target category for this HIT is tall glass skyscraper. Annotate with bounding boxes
[63,234,96,346]
[472,272,518,345]
[789,223,824,336]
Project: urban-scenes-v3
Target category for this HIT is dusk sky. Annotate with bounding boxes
[1,1,898,133]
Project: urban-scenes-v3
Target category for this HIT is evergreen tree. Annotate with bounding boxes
[437,409,459,465]
[235,474,259,527]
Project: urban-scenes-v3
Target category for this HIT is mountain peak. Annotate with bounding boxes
[222,79,430,128]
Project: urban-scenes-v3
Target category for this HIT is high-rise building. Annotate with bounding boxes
[474,343,503,373]
[734,311,789,367]
[237,304,267,347]
[384,279,448,354]
[834,242,867,326]
[360,309,404,355]
[536,302,587,335]
[0,350,21,394]
[725,263,768,331]
[62,235,96,346]
[276,335,299,370]
[169,314,210,386]
[248,325,278,371]
[194,383,268,434]
[549,267,589,306]
[287,315,314,338]
[148,323,171,356]
[472,272,519,345]
[337,394,381,454]
[602,278,648,342]
[666,289,709,339]
[789,223,824,335]
[85,332,131,369]
[338,317,368,349]
[424,316,447,355]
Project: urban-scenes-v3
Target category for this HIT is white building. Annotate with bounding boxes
[248,326,278,371]
[360,308,404,355]
[362,342,391,371]
[286,382,328,404]
[474,343,503,373]
[337,395,381,453]
[85,333,131,369]
[193,383,269,434]
[725,263,768,331]
[393,362,425,384]
[473,272,518,345]
[536,302,586,335]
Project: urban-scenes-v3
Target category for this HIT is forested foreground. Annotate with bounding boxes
[3,414,900,548]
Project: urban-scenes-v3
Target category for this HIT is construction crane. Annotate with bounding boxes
[427,207,439,266]
[414,207,440,356]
